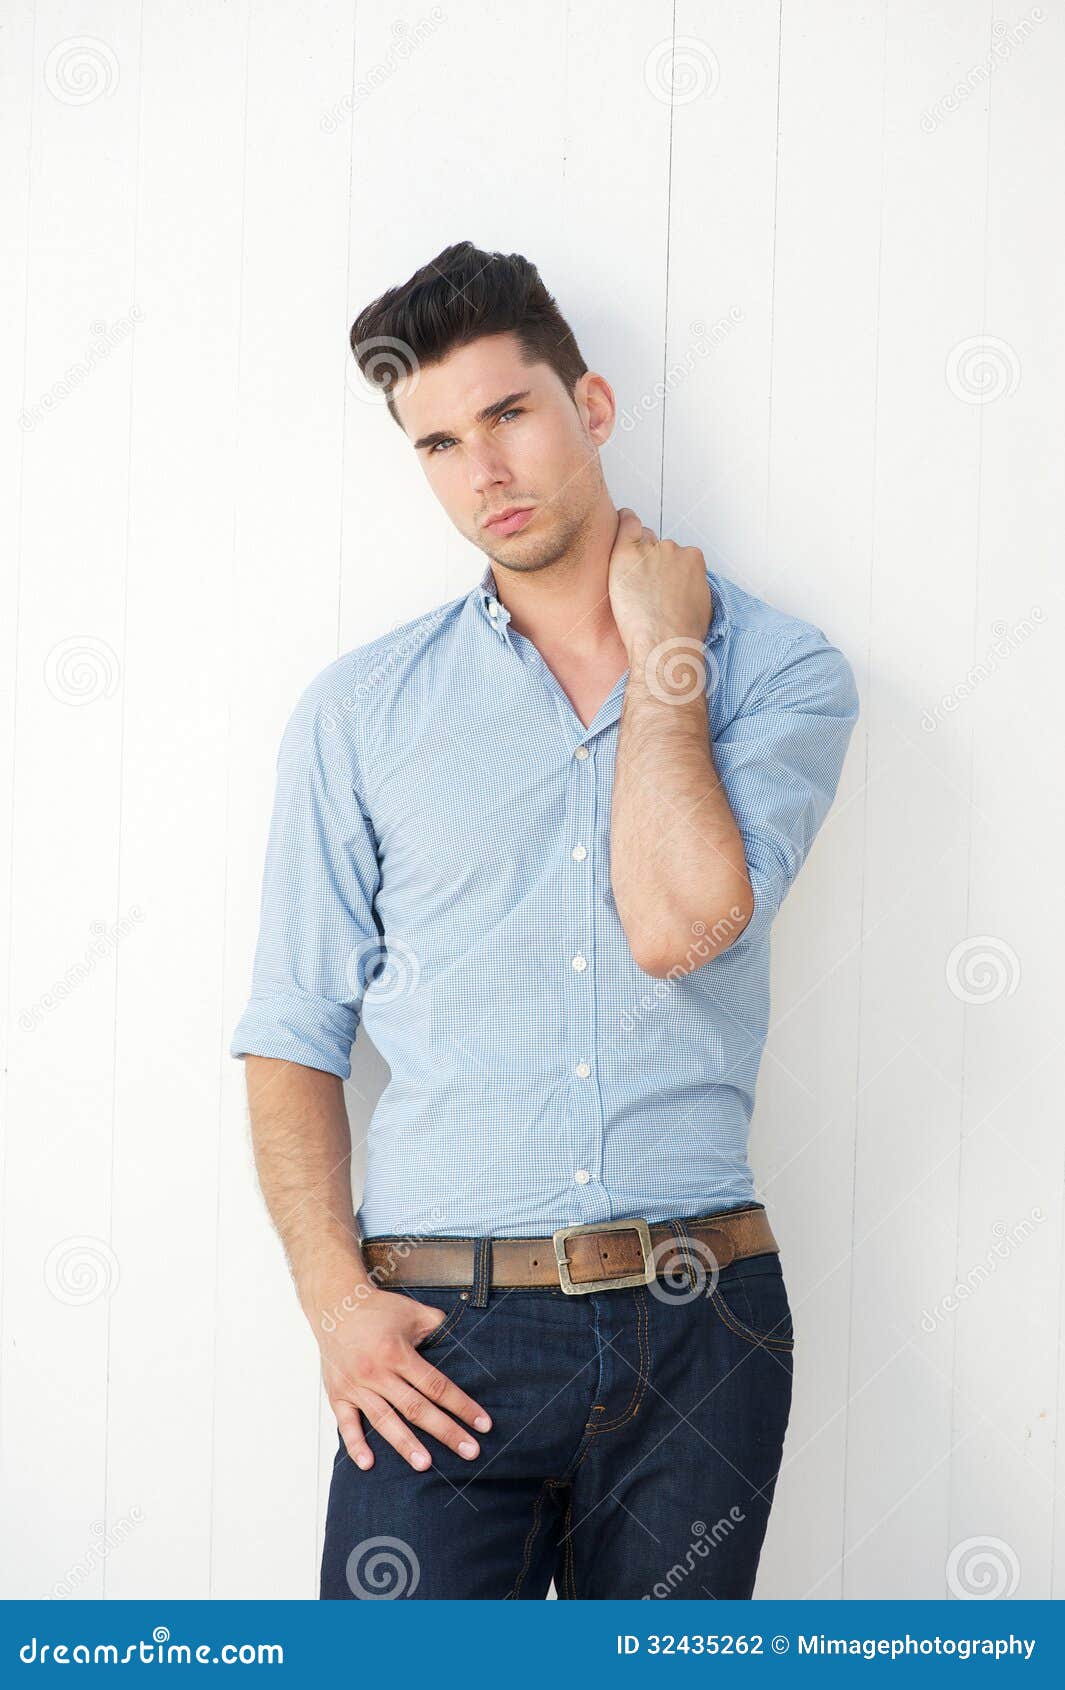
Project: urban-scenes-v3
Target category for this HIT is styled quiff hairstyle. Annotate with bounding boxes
[348,240,588,428]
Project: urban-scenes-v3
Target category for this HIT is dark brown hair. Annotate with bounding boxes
[348,240,588,428]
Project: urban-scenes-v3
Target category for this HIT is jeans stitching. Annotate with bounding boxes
[591,1288,650,1431]
[665,1218,699,1293]
[709,1288,794,1351]
[415,1295,469,1352]
[563,1490,577,1598]
[507,1478,552,1598]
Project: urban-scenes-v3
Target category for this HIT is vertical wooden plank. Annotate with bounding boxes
[1,0,142,1597]
[99,0,250,1597]
[841,0,993,1599]
[753,0,883,1598]
[664,0,849,1600]
[946,0,1065,1601]
[212,0,361,1598]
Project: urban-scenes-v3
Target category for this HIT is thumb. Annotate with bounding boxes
[612,507,643,547]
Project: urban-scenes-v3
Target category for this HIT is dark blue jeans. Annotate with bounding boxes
[321,1212,794,1600]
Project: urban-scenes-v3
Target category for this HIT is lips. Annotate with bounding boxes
[483,506,534,536]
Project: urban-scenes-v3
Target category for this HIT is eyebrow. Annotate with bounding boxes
[412,389,532,452]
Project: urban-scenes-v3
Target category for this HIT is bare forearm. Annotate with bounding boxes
[611,656,752,976]
[243,1055,369,1309]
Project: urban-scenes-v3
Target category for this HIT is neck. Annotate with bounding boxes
[489,494,624,657]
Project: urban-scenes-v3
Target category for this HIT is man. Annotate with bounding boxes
[230,240,859,1600]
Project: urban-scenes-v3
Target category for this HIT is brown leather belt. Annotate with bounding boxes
[359,1205,778,1296]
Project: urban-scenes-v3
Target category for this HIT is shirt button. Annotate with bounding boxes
[574,1061,591,1078]
[574,745,589,760]
[574,1169,591,1184]
[487,599,500,616]
[571,953,588,972]
[571,844,587,861]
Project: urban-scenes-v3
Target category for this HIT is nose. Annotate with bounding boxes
[466,437,512,496]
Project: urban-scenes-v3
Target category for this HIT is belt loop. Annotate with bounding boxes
[665,1218,699,1294]
[471,1237,492,1307]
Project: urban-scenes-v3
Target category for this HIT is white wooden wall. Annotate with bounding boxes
[2,0,1062,1601]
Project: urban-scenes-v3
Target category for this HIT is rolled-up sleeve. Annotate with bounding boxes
[230,678,381,1079]
[714,630,860,951]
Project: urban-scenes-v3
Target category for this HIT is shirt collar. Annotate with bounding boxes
[476,562,512,638]
[474,559,731,647]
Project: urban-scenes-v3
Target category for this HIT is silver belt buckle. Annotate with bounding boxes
[552,1216,656,1294]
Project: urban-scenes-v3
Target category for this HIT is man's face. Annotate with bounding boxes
[392,331,615,574]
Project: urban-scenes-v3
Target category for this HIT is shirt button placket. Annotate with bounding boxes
[568,740,606,1217]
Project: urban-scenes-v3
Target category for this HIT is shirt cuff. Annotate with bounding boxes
[731,839,788,953]
[229,990,358,1080]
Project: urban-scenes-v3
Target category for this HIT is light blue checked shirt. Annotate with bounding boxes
[231,561,859,1240]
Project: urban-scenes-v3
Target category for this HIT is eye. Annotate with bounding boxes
[427,408,523,456]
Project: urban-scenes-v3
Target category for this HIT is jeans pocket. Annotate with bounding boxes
[710,1252,795,1351]
[411,1287,471,1353]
